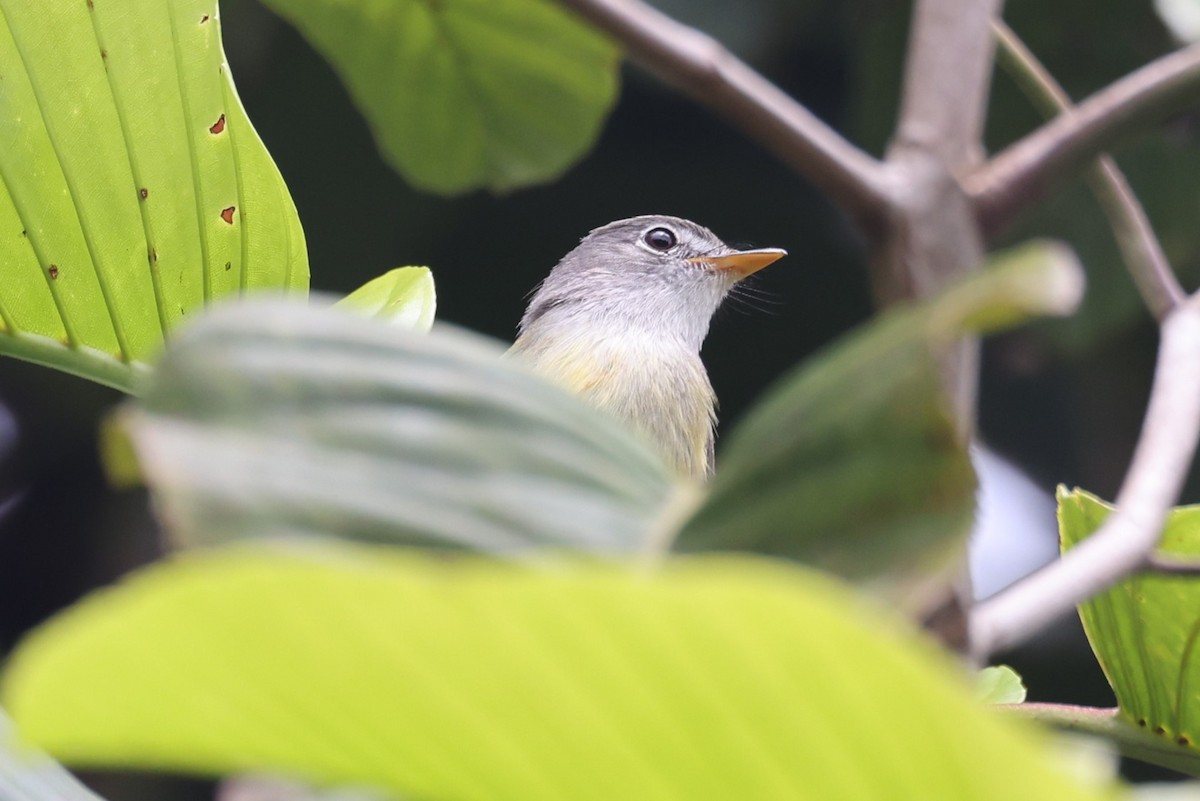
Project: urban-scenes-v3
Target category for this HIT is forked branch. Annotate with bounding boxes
[971,43,1200,235]
[970,297,1200,658]
[991,19,1185,320]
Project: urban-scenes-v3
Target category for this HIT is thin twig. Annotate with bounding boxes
[970,296,1200,659]
[1145,552,1200,575]
[555,0,892,231]
[971,43,1200,235]
[991,19,1185,320]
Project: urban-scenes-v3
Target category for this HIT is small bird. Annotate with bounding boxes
[508,215,786,481]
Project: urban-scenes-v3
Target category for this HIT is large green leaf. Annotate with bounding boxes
[2,544,1104,801]
[0,0,308,392]
[257,0,619,194]
[1060,488,1200,759]
[117,298,675,553]
[0,712,104,801]
[675,241,1085,603]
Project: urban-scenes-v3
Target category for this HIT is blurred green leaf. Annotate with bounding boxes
[0,0,308,392]
[118,298,675,553]
[0,713,105,801]
[1060,488,1200,761]
[334,267,436,332]
[676,241,1084,603]
[978,665,1028,705]
[2,544,1104,801]
[257,0,619,194]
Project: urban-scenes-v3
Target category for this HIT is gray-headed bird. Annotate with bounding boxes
[509,215,785,481]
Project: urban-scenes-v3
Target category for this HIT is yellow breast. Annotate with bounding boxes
[510,333,716,481]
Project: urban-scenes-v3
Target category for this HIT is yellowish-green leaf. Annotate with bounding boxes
[3,545,1103,801]
[334,267,436,332]
[1060,488,1200,770]
[0,0,308,391]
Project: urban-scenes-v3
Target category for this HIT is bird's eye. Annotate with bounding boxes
[643,227,677,252]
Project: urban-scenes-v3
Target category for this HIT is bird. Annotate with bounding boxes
[507,215,786,482]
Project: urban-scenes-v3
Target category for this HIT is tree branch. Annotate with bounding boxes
[991,19,1185,320]
[554,0,892,231]
[971,43,1200,235]
[875,0,1004,438]
[890,0,1003,167]
[970,296,1200,659]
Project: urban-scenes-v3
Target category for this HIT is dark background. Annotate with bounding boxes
[3,0,1198,786]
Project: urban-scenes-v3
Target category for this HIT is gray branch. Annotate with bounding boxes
[992,19,1185,320]
[554,0,892,230]
[970,296,1200,658]
[971,43,1200,235]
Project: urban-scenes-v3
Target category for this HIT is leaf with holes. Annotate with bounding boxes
[334,267,436,332]
[1060,488,1200,761]
[2,544,1105,801]
[0,0,307,392]
[115,298,675,553]
[255,0,619,194]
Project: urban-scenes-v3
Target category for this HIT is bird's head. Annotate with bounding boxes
[517,215,786,351]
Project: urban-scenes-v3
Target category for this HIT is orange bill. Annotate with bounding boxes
[688,248,787,276]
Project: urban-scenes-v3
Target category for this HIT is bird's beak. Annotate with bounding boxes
[688,247,787,277]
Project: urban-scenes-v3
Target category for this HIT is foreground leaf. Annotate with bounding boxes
[0,713,104,801]
[3,545,1103,801]
[118,299,675,553]
[1060,488,1200,765]
[257,0,619,194]
[676,241,1085,603]
[334,267,436,332]
[0,0,307,391]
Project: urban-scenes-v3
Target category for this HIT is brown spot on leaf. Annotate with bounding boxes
[200,14,209,22]
[86,0,94,9]
[209,114,226,134]
[100,49,107,59]
[150,247,158,263]
[48,264,59,279]
[139,187,148,200]
[1155,726,1168,735]
[224,261,232,271]
[1180,735,1193,747]
[1138,719,1148,727]
[220,206,235,225]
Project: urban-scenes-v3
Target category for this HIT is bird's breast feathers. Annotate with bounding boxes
[512,329,716,479]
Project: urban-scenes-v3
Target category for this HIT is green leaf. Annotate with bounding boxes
[0,712,105,801]
[978,665,1028,705]
[334,267,436,332]
[2,544,1104,801]
[117,298,675,553]
[0,0,308,392]
[1060,488,1200,762]
[256,0,619,194]
[1020,703,1200,776]
[675,241,1084,602]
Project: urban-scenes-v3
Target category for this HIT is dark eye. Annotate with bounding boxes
[643,227,677,251]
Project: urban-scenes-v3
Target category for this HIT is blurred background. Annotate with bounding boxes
[2,0,1198,786]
